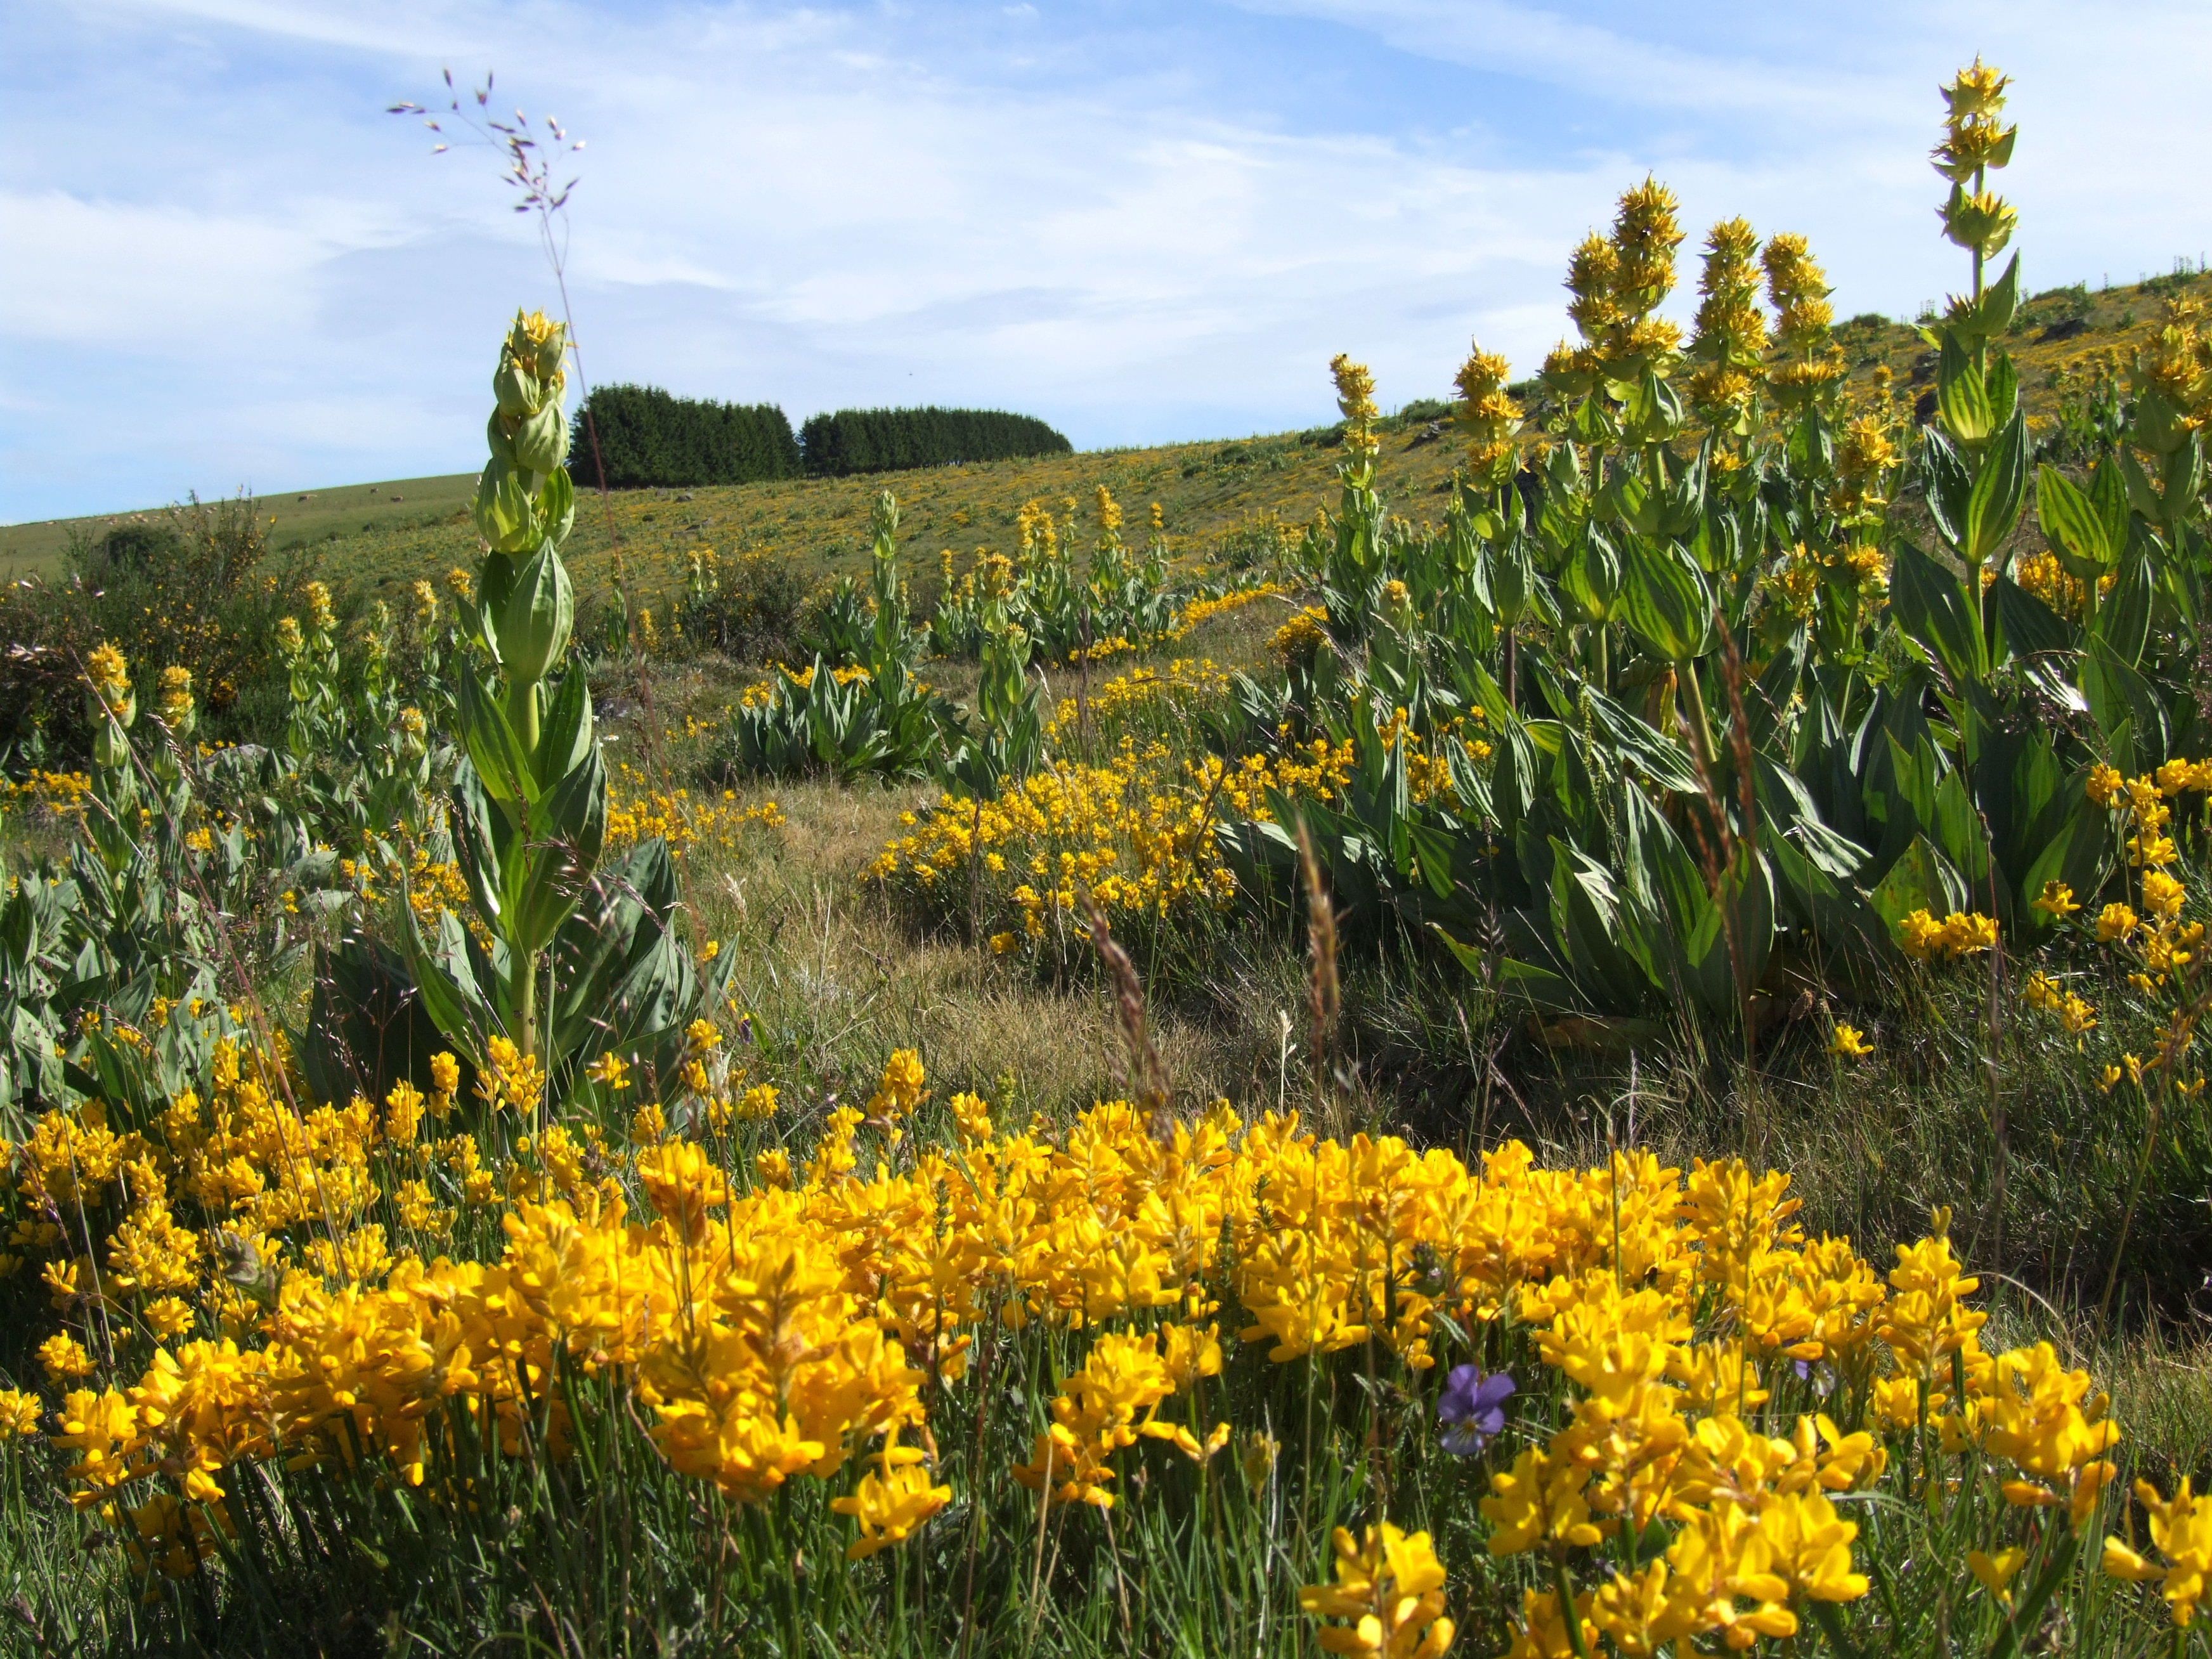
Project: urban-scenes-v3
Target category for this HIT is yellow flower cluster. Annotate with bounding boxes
[1548,179,1684,392]
[1301,1523,1455,1659]
[9,1036,431,1373]
[607,769,785,859]
[2012,550,2108,618]
[1763,233,1849,411]
[1830,411,1900,520]
[1171,582,1285,637]
[402,850,472,928]
[1,769,94,819]
[874,735,1354,947]
[1331,355,1381,469]
[1687,218,1767,434]
[738,662,873,710]
[1047,658,1230,740]
[2023,971,2098,1039]
[2134,297,2212,433]
[1453,342,1523,489]
[1896,908,1999,963]
[2106,1477,2212,1627]
[1013,1325,1223,1507]
[1370,707,1492,805]
[1272,606,1331,665]
[2080,763,2209,989]
[1765,541,1888,622]
[86,642,133,721]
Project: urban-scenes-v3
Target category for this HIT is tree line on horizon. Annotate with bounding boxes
[573,383,1070,488]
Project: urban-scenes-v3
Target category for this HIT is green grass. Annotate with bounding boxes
[0,474,479,582]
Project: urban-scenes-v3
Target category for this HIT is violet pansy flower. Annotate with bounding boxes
[1437,1364,1514,1456]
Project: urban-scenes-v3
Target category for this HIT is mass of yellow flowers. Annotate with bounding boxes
[874,733,1355,950]
[3,1032,2195,1641]
[607,767,786,859]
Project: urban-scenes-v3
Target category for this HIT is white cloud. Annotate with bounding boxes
[0,191,392,349]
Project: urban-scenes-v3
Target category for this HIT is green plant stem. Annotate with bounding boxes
[518,946,539,1071]
[2097,1078,2162,1341]
[1552,1556,1591,1659]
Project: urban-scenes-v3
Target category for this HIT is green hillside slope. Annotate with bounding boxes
[6,263,2201,600]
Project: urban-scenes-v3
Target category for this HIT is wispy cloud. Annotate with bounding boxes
[3,0,2209,521]
[1224,0,1878,121]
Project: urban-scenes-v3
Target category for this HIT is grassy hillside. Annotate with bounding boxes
[8,261,2202,601]
[0,472,480,580]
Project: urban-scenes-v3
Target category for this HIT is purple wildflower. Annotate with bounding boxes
[1437,1364,1514,1456]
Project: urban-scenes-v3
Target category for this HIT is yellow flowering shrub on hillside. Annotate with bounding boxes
[874,733,1353,949]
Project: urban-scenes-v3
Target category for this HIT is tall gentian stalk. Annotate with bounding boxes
[420,311,605,1074]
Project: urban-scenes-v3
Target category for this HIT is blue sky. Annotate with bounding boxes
[4,0,2209,523]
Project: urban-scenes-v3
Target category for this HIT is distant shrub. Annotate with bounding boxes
[97,523,185,573]
[0,495,302,763]
[573,385,800,488]
[1389,397,1452,427]
[672,548,812,663]
[2014,282,2093,336]
[798,407,1070,477]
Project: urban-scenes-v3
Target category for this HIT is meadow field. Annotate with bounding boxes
[4,60,2212,1659]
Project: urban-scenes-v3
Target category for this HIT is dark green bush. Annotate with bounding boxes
[96,523,185,573]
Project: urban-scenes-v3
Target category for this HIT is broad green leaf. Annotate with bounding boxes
[492,540,575,683]
[2119,446,2165,522]
[2035,464,2113,575]
[1920,431,1972,550]
[536,668,596,792]
[2016,792,2112,936]
[2079,637,2167,769]
[1579,683,1702,795]
[1549,842,1656,1013]
[1890,542,1986,684]
[1936,334,1993,443]
[1883,732,1942,835]
[400,907,492,1066]
[1987,350,2019,431]
[458,663,536,805]
[1679,849,1773,1020]
[1930,770,1991,889]
[1869,834,1969,931]
[2163,436,2204,516]
[1965,408,2030,564]
[2092,544,2155,667]
[1989,576,2071,664]
[1405,821,1457,899]
[2090,457,2130,554]
[1974,254,2022,337]
[1619,537,1715,664]
[1558,536,1620,623]
[448,768,505,927]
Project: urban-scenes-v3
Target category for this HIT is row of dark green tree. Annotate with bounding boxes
[572,385,801,488]
[574,386,1070,488]
[796,406,1069,476]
